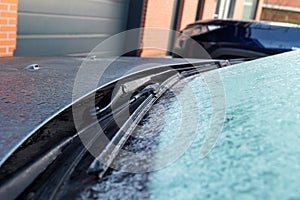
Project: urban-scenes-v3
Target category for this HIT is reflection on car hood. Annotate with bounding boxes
[0,56,216,165]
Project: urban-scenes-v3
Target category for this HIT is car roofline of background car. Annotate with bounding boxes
[184,19,300,30]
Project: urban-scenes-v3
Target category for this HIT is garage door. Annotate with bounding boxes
[14,0,129,56]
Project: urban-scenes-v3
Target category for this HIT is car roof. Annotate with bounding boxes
[185,19,300,29]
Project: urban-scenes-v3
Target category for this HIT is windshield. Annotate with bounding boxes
[148,51,300,199]
[81,50,300,199]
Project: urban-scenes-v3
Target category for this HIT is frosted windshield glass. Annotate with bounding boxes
[148,51,300,200]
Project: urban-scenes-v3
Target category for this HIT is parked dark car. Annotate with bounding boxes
[173,19,300,59]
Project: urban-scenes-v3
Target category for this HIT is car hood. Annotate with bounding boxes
[0,56,218,164]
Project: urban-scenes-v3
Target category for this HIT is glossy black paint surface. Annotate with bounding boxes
[174,19,300,59]
[0,56,214,164]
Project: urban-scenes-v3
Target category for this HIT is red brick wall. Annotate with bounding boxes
[142,0,175,57]
[202,0,218,19]
[142,0,201,57]
[141,0,264,57]
[180,0,198,30]
[264,0,300,8]
[255,0,264,20]
[0,0,18,57]
[261,8,300,23]
[261,0,300,23]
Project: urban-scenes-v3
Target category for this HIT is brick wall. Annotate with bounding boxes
[264,0,300,8]
[255,0,264,20]
[233,0,244,19]
[261,8,300,23]
[141,0,264,57]
[202,0,218,19]
[0,0,18,57]
[180,0,198,30]
[232,0,264,20]
[261,0,300,23]
[142,0,200,57]
[142,0,175,57]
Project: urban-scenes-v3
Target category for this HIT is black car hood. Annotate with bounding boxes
[0,56,218,165]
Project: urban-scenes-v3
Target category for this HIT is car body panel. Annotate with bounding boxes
[0,56,221,165]
[173,19,300,59]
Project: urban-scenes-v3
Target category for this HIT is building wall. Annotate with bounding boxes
[142,0,175,56]
[261,8,300,23]
[142,0,264,57]
[261,0,300,23]
[142,0,204,57]
[202,0,264,20]
[264,0,300,8]
[233,0,245,19]
[0,0,18,57]
[1,0,265,57]
[255,0,264,20]
[202,0,218,19]
[180,0,198,29]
